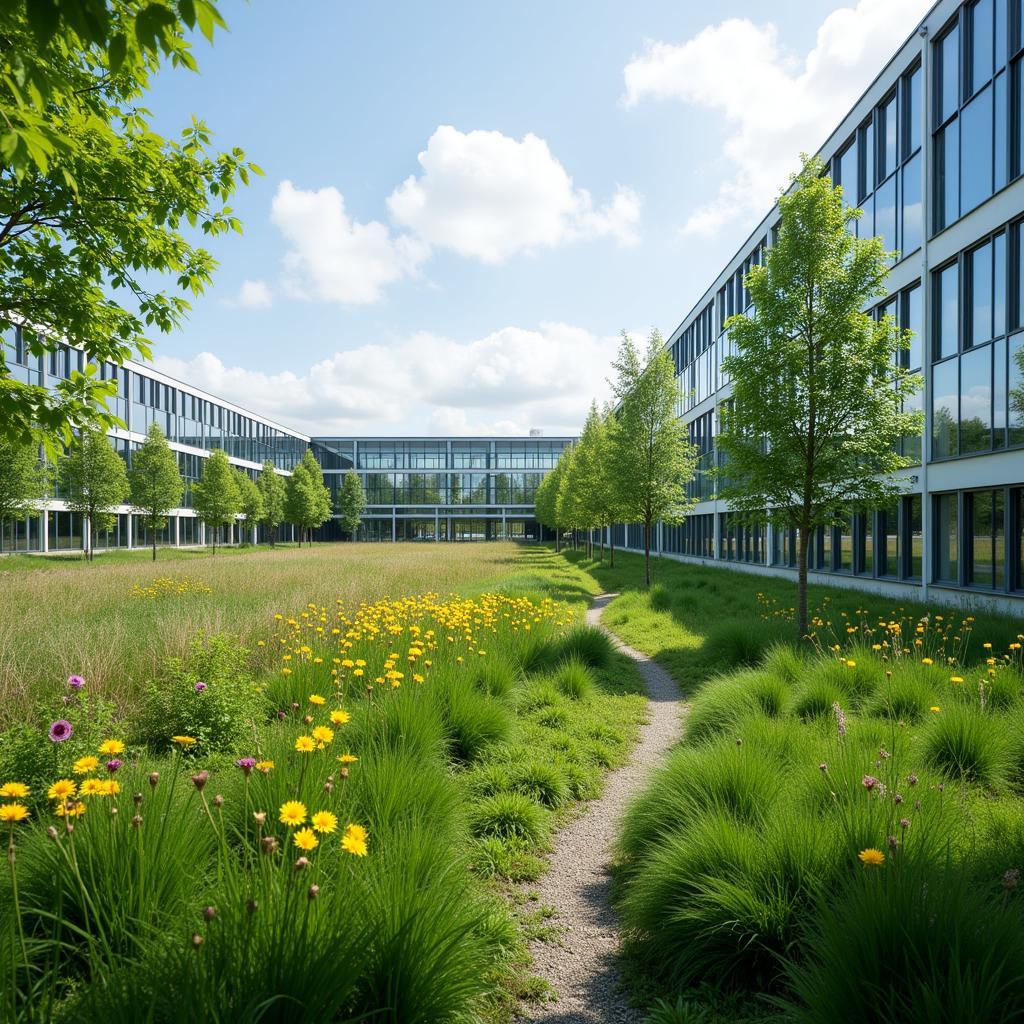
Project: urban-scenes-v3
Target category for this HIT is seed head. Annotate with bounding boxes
[191,771,209,792]
[307,884,320,900]
[148,772,160,788]
[203,906,216,921]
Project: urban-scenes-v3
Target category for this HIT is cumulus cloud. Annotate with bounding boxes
[387,125,641,264]
[232,279,273,309]
[623,0,932,235]
[153,322,617,437]
[270,180,428,305]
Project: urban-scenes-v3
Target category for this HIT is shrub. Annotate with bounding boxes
[922,703,1013,788]
[701,619,775,671]
[789,678,846,721]
[471,656,517,700]
[435,680,512,764]
[132,632,263,754]
[470,792,548,843]
[685,670,784,743]
[818,654,879,708]
[464,762,512,799]
[351,690,448,763]
[784,860,1024,1024]
[510,760,568,807]
[867,664,936,722]
[553,656,596,701]
[650,583,672,611]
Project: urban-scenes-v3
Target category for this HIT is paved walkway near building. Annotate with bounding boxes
[518,593,685,1024]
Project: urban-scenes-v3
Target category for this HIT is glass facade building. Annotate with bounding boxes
[1,332,570,551]
[609,0,1024,612]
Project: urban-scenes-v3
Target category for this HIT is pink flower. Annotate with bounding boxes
[48,719,73,743]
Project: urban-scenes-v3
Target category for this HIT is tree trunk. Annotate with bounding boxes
[152,521,157,562]
[89,519,95,562]
[643,519,651,587]
[555,527,560,553]
[610,528,615,568]
[797,521,810,640]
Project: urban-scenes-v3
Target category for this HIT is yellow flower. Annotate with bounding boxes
[337,753,358,764]
[330,710,351,725]
[950,676,964,684]
[47,779,76,801]
[54,800,86,818]
[255,760,274,774]
[0,803,29,823]
[80,778,105,796]
[73,756,100,775]
[311,725,334,744]
[858,848,885,866]
[930,706,941,713]
[845,660,856,668]
[341,822,368,857]
[100,780,120,796]
[921,658,933,666]
[352,668,364,677]
[278,800,307,827]
[293,827,319,851]
[311,810,338,834]
[171,736,196,746]
[309,694,326,706]
[99,739,125,755]
[0,783,29,799]
[294,735,316,753]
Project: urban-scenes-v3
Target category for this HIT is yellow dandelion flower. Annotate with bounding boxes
[311,810,338,834]
[80,778,105,796]
[171,736,196,746]
[0,783,29,799]
[47,779,76,801]
[330,710,350,725]
[278,800,307,827]
[930,706,941,713]
[858,848,885,866]
[255,760,274,774]
[98,739,125,755]
[73,756,100,775]
[294,735,316,753]
[337,753,358,764]
[293,827,319,851]
[0,803,29,823]
[54,800,86,818]
[950,676,964,684]
[311,725,334,744]
[921,658,934,666]
[100,780,120,796]
[341,822,368,857]
[309,694,326,706]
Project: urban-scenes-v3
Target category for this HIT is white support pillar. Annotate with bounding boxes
[174,515,180,548]
[126,513,133,550]
[41,511,49,553]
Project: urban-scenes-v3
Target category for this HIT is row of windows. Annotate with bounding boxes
[933,486,1024,589]
[326,472,547,507]
[341,518,546,543]
[312,439,568,471]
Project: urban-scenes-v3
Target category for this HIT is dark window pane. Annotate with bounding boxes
[970,241,994,345]
[994,337,1008,447]
[882,503,900,576]
[932,357,960,457]
[936,262,960,360]
[996,71,1008,188]
[971,0,995,93]
[901,154,923,256]
[906,65,923,155]
[997,0,1007,66]
[995,231,1007,335]
[961,84,994,211]
[960,344,993,452]
[906,283,923,368]
[936,120,960,229]
[970,490,995,586]
[935,493,959,582]
[938,26,961,124]
[907,495,923,579]
[1009,332,1024,443]
[880,94,898,180]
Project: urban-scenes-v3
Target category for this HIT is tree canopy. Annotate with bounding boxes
[285,450,332,546]
[256,460,287,545]
[191,447,238,554]
[234,468,264,543]
[336,470,365,541]
[0,434,50,547]
[128,422,183,560]
[0,0,258,452]
[60,426,129,560]
[717,155,923,637]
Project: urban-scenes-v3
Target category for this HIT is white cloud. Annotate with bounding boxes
[234,279,273,309]
[270,180,428,305]
[153,322,616,437]
[623,0,932,236]
[387,125,641,263]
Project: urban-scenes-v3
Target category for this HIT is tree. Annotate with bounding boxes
[337,470,366,541]
[0,435,50,551]
[191,448,239,555]
[568,401,614,560]
[285,450,331,546]
[609,329,699,587]
[556,445,582,550]
[717,155,924,639]
[0,1,258,452]
[61,427,129,560]
[128,423,183,561]
[234,469,264,545]
[256,460,287,546]
[534,456,566,551]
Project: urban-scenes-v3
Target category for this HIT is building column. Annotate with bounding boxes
[41,511,49,553]
[391,507,396,542]
[174,515,180,548]
[126,514,133,550]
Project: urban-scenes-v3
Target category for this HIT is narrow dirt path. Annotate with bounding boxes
[517,592,684,1024]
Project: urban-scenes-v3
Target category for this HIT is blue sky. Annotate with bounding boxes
[147,0,933,436]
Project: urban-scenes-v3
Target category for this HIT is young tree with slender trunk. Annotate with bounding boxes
[609,329,699,587]
[286,450,331,546]
[718,155,923,639]
[256,460,287,546]
[61,428,130,561]
[0,435,50,552]
[128,423,183,561]
[191,448,240,555]
[234,469,264,545]
[337,470,366,541]
[534,456,566,551]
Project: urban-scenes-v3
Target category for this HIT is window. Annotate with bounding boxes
[878,92,898,181]
[970,240,994,346]
[934,262,960,359]
[961,84,994,211]
[874,176,897,255]
[932,357,959,458]
[839,139,859,208]
[1010,331,1024,443]
[968,488,1005,587]
[935,120,960,229]
[880,503,900,577]
[937,24,961,125]
[960,345,993,452]
[904,64,923,156]
[907,494,924,579]
[838,514,854,572]
[934,493,959,583]
[969,0,995,96]
[902,154,923,254]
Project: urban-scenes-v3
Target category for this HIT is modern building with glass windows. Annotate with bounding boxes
[310,436,571,542]
[1,327,570,550]
[612,0,1024,612]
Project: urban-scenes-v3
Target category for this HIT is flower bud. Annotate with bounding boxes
[293,856,310,871]
[133,792,143,806]
[148,772,160,788]
[203,906,216,921]
[191,771,209,792]
[253,811,266,826]
[308,884,320,900]
[131,814,143,828]
[46,826,58,841]
[323,779,333,794]
[261,836,278,855]
[213,794,224,808]
[246,898,258,914]
[340,766,349,779]
[192,933,203,948]
[303,715,313,725]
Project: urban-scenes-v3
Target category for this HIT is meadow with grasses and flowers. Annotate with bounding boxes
[617,597,1024,1024]
[0,562,646,1023]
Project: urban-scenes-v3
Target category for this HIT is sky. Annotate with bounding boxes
[146,0,935,437]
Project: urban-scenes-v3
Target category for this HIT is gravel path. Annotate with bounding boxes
[517,593,684,1024]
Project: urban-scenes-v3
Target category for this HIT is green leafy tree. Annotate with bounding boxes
[534,456,566,551]
[596,409,623,567]
[191,448,239,555]
[718,155,924,638]
[128,423,183,561]
[567,401,614,560]
[256,460,287,546]
[0,1,258,452]
[233,468,264,545]
[336,470,366,541]
[286,450,331,547]
[0,434,50,551]
[556,445,582,550]
[60,427,129,560]
[609,329,699,587]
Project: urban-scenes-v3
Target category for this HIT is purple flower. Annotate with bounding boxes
[862,774,880,791]
[48,719,73,743]
[832,702,847,740]
[67,675,85,690]
[194,681,207,693]
[106,759,123,773]
[236,757,257,777]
